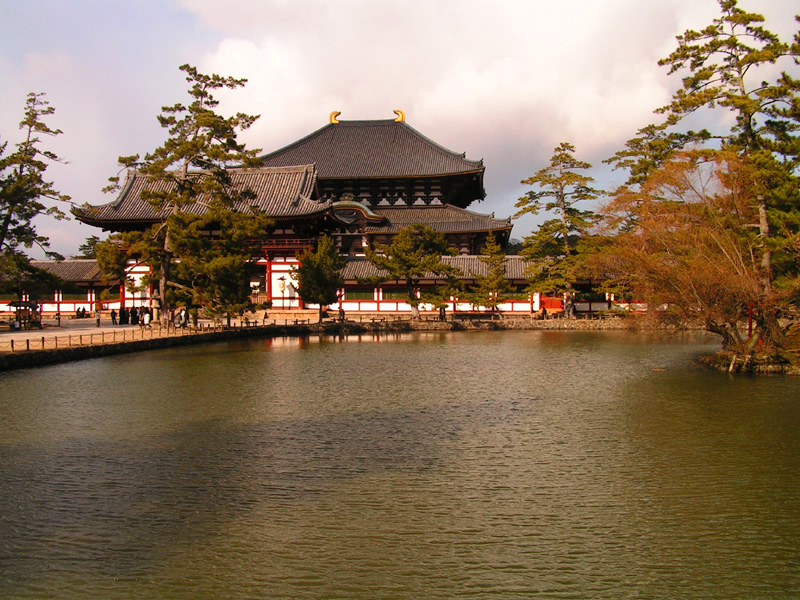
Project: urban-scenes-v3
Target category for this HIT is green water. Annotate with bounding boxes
[1,330,798,599]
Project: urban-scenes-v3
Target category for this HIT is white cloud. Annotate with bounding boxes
[3,0,799,254]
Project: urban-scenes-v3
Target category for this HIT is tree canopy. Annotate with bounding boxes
[470,233,515,312]
[365,224,460,319]
[98,64,265,325]
[515,142,600,305]
[599,0,800,366]
[292,235,346,323]
[0,92,69,259]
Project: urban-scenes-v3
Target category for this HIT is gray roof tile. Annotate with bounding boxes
[31,259,106,283]
[260,120,484,179]
[368,206,511,234]
[74,165,328,228]
[341,255,529,281]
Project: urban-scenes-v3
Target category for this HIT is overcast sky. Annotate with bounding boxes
[1,0,798,257]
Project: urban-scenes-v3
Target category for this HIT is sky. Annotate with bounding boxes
[1,0,798,258]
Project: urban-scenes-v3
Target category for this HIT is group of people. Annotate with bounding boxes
[81,305,192,329]
[108,306,152,328]
[173,307,190,328]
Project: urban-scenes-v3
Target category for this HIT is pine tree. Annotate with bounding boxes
[601,0,800,365]
[470,233,515,313]
[0,93,69,257]
[292,235,346,323]
[515,143,599,311]
[103,64,262,325]
[365,224,460,319]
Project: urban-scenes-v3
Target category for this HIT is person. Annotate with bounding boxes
[110,309,117,325]
[143,309,151,329]
[95,309,101,328]
[119,306,128,325]
[338,307,345,323]
[130,306,139,326]
[181,308,189,328]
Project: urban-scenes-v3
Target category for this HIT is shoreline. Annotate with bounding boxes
[0,316,651,372]
[2,316,794,375]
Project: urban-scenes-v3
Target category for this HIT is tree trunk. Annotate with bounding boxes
[0,209,15,252]
[706,319,743,352]
[159,229,172,327]
[758,197,771,292]
[408,279,420,319]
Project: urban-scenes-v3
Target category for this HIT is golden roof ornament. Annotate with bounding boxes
[329,111,341,124]
[393,109,405,122]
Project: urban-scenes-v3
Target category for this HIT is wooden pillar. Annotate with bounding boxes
[265,253,273,305]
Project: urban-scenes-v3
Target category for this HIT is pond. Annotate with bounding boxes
[1,330,799,599]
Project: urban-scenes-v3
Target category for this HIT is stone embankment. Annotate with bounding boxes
[0,316,645,372]
[697,322,800,375]
[5,316,796,375]
[696,352,800,375]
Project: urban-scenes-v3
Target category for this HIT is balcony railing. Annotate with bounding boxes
[262,239,313,252]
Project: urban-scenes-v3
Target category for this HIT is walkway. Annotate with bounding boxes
[0,315,294,354]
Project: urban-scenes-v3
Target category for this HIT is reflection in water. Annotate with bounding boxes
[1,331,799,599]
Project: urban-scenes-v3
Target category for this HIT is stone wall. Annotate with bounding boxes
[0,316,678,372]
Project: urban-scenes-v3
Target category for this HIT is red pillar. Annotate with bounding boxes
[265,255,273,306]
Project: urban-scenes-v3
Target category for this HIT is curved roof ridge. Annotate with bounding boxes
[258,118,485,181]
[73,166,328,229]
[325,119,483,167]
[258,124,335,161]
[443,204,512,223]
[392,121,483,168]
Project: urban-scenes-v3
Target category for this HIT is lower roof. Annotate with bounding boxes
[30,255,530,285]
[73,165,326,230]
[31,259,107,284]
[341,255,529,281]
[368,206,511,235]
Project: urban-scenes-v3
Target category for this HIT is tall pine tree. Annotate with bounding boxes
[102,64,262,325]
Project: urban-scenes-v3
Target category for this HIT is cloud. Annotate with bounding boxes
[3,0,799,255]
[185,0,697,234]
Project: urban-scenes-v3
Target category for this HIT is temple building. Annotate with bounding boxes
[72,112,539,315]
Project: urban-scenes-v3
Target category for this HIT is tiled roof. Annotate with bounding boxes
[31,259,106,283]
[341,255,529,281]
[444,255,530,279]
[368,205,511,234]
[259,120,484,179]
[74,165,328,228]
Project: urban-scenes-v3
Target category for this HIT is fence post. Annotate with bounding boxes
[10,339,13,353]
[42,336,45,350]
[27,339,30,351]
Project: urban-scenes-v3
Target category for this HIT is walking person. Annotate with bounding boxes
[110,309,117,326]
